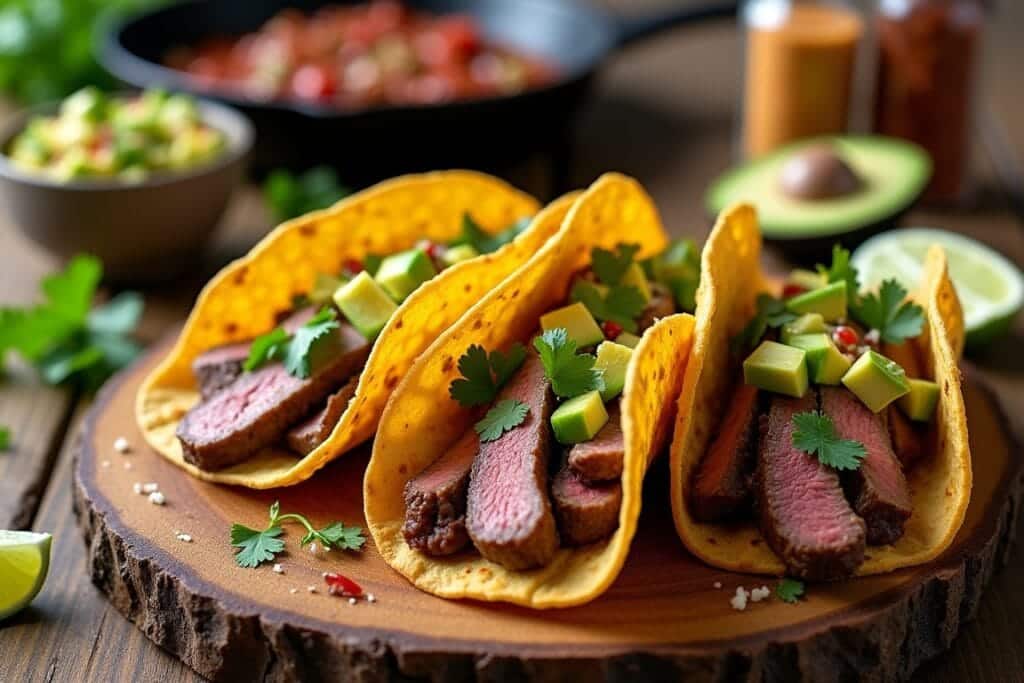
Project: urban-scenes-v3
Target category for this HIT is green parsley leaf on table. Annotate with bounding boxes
[283,308,340,379]
[533,328,604,399]
[591,244,642,286]
[732,294,797,353]
[0,255,143,392]
[0,426,10,450]
[792,411,866,471]
[448,342,527,407]
[230,523,285,569]
[231,501,365,568]
[451,213,531,255]
[776,578,806,604]
[309,521,366,552]
[851,279,925,345]
[816,244,860,305]
[264,166,351,222]
[475,399,529,442]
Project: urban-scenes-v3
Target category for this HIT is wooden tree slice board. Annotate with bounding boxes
[73,338,1022,682]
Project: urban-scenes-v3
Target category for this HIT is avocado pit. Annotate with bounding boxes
[779,144,864,201]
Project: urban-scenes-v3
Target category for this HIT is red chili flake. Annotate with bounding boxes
[782,283,807,299]
[602,320,624,340]
[324,572,363,598]
[833,325,859,348]
[344,259,364,275]
[419,240,440,259]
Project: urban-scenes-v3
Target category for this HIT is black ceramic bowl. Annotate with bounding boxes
[0,97,253,284]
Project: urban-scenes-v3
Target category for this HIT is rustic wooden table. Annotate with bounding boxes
[2,2,1023,681]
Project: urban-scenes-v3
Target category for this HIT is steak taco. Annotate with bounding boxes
[137,171,549,489]
[365,173,698,608]
[670,204,971,580]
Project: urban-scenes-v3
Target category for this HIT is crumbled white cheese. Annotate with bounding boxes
[322,571,329,578]
[148,491,166,506]
[175,533,192,543]
[307,585,317,594]
[289,588,298,595]
[367,594,377,603]
[750,586,771,602]
[114,437,131,454]
[348,597,357,605]
[141,482,159,494]
[132,482,143,495]
[713,581,722,589]
[273,564,284,574]
[308,542,319,555]
[101,460,111,468]
[730,586,750,611]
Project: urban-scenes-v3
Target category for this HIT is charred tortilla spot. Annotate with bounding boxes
[225,323,238,335]
[386,375,399,389]
[441,356,454,373]
[473,320,483,330]
[464,284,472,293]
[299,225,315,237]
[395,319,403,329]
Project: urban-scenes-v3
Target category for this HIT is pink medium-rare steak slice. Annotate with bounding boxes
[177,323,370,471]
[689,383,760,522]
[286,376,359,456]
[402,429,479,556]
[821,387,913,546]
[551,460,622,546]
[567,401,624,481]
[757,392,867,581]
[466,353,559,570]
[887,405,925,469]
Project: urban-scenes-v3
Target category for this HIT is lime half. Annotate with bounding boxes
[852,229,1024,349]
[0,530,52,620]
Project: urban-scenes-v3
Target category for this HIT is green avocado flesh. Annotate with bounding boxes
[540,302,604,348]
[898,378,940,421]
[706,136,931,239]
[594,341,633,401]
[786,281,847,322]
[551,390,609,444]
[375,248,437,302]
[743,340,808,398]
[333,271,397,340]
[787,333,851,385]
[841,349,910,413]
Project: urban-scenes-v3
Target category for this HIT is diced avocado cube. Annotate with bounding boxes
[442,244,479,267]
[51,148,91,181]
[595,341,634,401]
[551,390,609,444]
[780,312,828,344]
[158,94,200,134]
[787,269,827,292]
[374,248,437,302]
[786,281,847,322]
[333,271,398,340]
[540,302,604,348]
[61,87,106,121]
[620,262,652,303]
[897,378,940,421]
[614,331,642,349]
[787,333,852,385]
[841,350,910,413]
[743,340,808,398]
[310,273,344,305]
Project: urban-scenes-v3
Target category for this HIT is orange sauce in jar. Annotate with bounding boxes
[742,2,863,158]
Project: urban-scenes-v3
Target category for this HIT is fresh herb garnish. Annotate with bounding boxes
[571,280,646,334]
[475,399,529,442]
[448,342,527,407]
[592,244,642,286]
[644,239,701,313]
[264,166,350,222]
[533,328,604,399]
[732,294,797,352]
[851,279,925,344]
[451,213,531,255]
[792,411,866,471]
[243,308,340,379]
[231,500,365,568]
[0,255,142,392]
[816,245,860,306]
[362,254,383,277]
[0,426,10,450]
[776,578,806,604]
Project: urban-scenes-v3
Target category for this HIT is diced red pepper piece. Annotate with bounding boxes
[344,258,364,275]
[833,325,859,348]
[324,572,364,597]
[602,320,624,340]
[782,283,807,299]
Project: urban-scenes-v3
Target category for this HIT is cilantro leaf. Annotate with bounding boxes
[475,399,529,442]
[0,426,10,450]
[792,411,866,471]
[592,244,641,286]
[452,213,532,255]
[264,166,350,222]
[244,327,289,372]
[571,280,644,333]
[41,254,102,324]
[851,279,925,344]
[776,578,806,604]
[816,245,859,305]
[646,239,701,313]
[449,342,526,407]
[363,254,383,277]
[533,328,604,399]
[231,523,285,568]
[283,308,339,379]
[731,294,796,353]
[312,521,366,551]
[88,292,143,336]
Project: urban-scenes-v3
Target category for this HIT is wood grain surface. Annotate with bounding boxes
[1,0,1024,680]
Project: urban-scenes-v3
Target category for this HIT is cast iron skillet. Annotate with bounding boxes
[101,0,737,183]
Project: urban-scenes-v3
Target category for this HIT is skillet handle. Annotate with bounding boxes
[614,1,739,47]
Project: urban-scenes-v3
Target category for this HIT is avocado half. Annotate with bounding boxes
[706,136,932,262]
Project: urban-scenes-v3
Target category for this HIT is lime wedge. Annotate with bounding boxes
[852,229,1024,350]
[0,530,52,620]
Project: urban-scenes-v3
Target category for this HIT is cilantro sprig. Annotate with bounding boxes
[475,399,529,442]
[264,166,350,222]
[816,245,860,306]
[449,342,527,407]
[244,308,340,379]
[231,500,365,569]
[732,294,797,352]
[452,213,532,255]
[851,279,925,345]
[571,280,646,333]
[776,578,806,604]
[533,328,604,399]
[592,244,641,286]
[792,411,866,471]
[0,255,143,392]
[0,426,10,451]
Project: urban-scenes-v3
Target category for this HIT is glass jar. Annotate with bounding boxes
[873,0,986,203]
[740,0,864,159]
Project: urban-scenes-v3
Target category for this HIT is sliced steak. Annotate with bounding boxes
[757,392,866,580]
[888,406,924,468]
[191,307,318,399]
[689,383,761,522]
[551,459,622,546]
[402,429,478,556]
[822,387,913,546]
[637,282,676,333]
[568,401,624,481]
[177,323,370,471]
[466,353,559,570]
[286,377,359,456]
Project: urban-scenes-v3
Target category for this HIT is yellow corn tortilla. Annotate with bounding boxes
[365,173,696,608]
[669,203,971,576]
[136,171,546,489]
